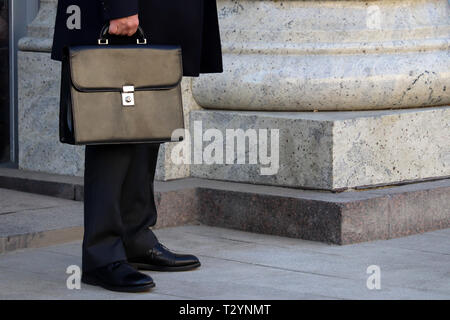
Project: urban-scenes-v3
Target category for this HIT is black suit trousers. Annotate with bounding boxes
[82,143,160,272]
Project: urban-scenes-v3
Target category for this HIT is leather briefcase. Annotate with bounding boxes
[59,25,185,145]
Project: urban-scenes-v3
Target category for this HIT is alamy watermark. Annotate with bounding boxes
[366,265,381,290]
[66,265,81,290]
[170,121,280,176]
[66,5,81,30]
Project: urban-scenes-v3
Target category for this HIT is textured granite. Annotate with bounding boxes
[333,107,450,189]
[193,0,450,111]
[197,187,343,243]
[196,178,450,245]
[153,187,199,228]
[18,51,85,176]
[2,168,449,245]
[190,106,450,190]
[16,0,84,176]
[155,78,202,181]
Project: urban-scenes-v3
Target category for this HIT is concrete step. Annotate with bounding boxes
[0,168,83,201]
[0,168,449,248]
[0,188,83,254]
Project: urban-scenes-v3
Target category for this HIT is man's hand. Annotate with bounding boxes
[109,14,139,36]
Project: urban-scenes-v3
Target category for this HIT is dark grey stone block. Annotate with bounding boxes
[0,168,448,246]
[0,168,82,200]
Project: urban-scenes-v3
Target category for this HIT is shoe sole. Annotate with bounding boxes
[81,275,155,293]
[130,261,201,272]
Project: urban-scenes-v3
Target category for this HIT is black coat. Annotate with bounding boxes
[51,0,223,76]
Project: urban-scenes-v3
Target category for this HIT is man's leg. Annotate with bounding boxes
[121,143,160,258]
[121,144,201,271]
[82,144,132,272]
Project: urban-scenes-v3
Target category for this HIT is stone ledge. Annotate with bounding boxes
[0,188,83,254]
[194,178,450,245]
[0,168,448,247]
[0,175,199,254]
[0,168,83,201]
[190,106,450,190]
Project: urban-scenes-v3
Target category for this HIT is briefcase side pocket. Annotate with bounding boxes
[59,49,76,145]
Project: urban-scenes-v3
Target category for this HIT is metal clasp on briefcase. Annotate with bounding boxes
[122,85,135,106]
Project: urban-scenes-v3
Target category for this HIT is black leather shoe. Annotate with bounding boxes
[81,260,155,292]
[129,243,201,272]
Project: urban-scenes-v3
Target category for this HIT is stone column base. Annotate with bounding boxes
[1,168,449,245]
[192,178,450,245]
[190,106,450,190]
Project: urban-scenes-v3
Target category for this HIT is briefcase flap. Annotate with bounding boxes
[68,46,182,92]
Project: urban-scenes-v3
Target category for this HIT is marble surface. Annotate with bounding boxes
[193,0,450,111]
[190,106,450,190]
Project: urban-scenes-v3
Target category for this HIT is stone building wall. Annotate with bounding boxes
[17,0,450,191]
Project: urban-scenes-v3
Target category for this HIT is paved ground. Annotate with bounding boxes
[1,225,449,299]
[0,188,449,299]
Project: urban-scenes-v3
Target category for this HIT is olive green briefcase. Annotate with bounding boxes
[59,26,185,145]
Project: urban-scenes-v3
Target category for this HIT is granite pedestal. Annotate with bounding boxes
[190,107,450,190]
[14,0,450,244]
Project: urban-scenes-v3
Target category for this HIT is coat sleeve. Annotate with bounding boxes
[100,0,139,21]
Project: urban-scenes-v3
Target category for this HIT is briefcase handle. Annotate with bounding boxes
[98,23,148,45]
